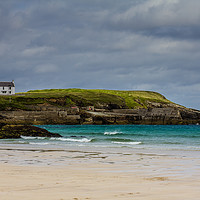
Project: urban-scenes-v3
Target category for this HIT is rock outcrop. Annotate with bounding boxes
[0,105,200,125]
[0,125,61,139]
[82,106,200,125]
[0,89,199,125]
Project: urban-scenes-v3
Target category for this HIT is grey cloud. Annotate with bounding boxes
[34,64,59,73]
[142,26,200,40]
[0,0,200,109]
[107,0,200,40]
[21,46,55,57]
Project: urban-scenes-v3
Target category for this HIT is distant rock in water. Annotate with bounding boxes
[0,125,61,139]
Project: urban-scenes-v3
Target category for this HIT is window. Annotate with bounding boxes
[9,86,11,90]
[2,91,7,93]
[9,91,11,94]
[3,87,4,90]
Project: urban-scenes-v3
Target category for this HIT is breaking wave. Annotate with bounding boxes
[112,141,142,145]
[29,142,50,145]
[104,131,122,135]
[20,136,46,140]
[50,137,92,143]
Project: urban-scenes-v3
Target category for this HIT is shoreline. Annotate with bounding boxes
[1,145,200,199]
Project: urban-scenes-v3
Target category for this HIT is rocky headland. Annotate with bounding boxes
[0,89,199,126]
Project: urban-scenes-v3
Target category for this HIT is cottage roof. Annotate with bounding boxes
[0,81,15,87]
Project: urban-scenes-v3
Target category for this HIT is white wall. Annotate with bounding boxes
[0,86,15,95]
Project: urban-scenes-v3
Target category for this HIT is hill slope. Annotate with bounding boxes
[0,89,199,125]
[0,88,173,111]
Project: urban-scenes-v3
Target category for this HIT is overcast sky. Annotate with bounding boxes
[0,0,200,109]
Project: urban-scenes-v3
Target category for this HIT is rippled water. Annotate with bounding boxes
[1,125,200,151]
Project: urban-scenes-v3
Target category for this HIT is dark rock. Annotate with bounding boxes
[0,125,61,139]
[180,109,200,120]
[107,103,121,110]
[0,123,6,129]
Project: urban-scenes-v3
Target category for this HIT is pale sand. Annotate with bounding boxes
[0,147,200,200]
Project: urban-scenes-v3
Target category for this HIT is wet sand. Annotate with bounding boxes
[0,146,200,200]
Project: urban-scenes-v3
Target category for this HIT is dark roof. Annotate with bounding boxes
[0,82,15,87]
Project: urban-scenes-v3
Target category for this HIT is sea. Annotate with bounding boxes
[1,125,200,200]
[1,124,200,152]
[1,124,200,179]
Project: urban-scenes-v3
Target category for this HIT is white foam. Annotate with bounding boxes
[20,136,46,140]
[104,131,122,135]
[29,142,50,145]
[50,137,92,143]
[18,141,29,144]
[112,141,142,145]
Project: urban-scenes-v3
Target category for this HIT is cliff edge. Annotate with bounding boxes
[0,89,199,125]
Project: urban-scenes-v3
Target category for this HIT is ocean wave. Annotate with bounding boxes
[18,141,30,144]
[106,138,133,142]
[163,142,182,145]
[2,141,30,144]
[29,142,50,145]
[104,131,122,135]
[50,137,92,143]
[112,141,142,145]
[20,136,46,140]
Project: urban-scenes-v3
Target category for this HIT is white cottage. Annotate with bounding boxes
[0,80,15,95]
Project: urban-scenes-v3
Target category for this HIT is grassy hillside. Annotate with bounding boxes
[0,88,173,111]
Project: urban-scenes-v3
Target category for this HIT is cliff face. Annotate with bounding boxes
[0,103,199,125]
[83,107,200,125]
[0,89,199,125]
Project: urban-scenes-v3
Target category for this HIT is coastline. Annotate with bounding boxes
[1,145,200,200]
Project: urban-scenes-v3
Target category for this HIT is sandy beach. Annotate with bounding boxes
[0,146,200,200]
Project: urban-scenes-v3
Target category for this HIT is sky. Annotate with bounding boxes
[0,0,200,110]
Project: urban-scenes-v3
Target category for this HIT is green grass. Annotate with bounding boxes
[27,88,172,108]
[0,88,173,111]
[0,95,45,111]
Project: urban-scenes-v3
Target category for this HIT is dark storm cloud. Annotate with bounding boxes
[0,0,200,109]
[142,26,200,40]
[107,0,200,39]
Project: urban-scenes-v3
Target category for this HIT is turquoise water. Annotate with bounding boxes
[1,125,200,151]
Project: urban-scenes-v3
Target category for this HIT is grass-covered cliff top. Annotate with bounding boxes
[0,88,173,111]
